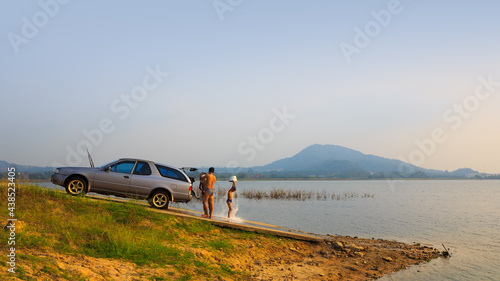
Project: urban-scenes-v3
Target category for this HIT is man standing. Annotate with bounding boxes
[200,167,216,218]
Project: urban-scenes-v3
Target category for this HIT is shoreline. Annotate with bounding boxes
[162,206,444,280]
[0,182,443,280]
[6,232,442,280]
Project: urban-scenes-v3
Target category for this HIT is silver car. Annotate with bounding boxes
[51,158,193,209]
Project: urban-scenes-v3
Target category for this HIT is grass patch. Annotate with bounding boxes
[173,217,214,234]
[0,182,260,280]
[207,239,234,252]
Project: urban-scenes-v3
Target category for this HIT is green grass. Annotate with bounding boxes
[0,182,254,280]
[173,217,214,233]
[207,239,234,252]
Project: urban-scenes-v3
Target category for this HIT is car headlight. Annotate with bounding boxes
[54,168,60,174]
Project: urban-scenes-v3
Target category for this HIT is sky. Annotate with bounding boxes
[1,0,500,173]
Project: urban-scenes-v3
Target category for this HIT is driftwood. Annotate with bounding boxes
[442,244,451,258]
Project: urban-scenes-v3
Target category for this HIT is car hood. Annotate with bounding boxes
[56,167,100,173]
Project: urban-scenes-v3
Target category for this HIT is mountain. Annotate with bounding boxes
[0,160,55,179]
[253,144,465,179]
[0,145,486,180]
[0,160,54,173]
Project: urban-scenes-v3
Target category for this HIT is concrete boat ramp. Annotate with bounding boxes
[161,207,324,243]
[87,194,324,243]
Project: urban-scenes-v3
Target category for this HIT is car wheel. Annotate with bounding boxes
[65,177,87,196]
[149,191,170,209]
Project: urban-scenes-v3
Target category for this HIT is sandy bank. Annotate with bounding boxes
[3,233,440,280]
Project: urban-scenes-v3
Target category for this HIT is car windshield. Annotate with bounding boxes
[109,161,136,173]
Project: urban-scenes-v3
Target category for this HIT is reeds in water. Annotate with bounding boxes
[215,187,226,199]
[239,188,375,201]
[209,186,375,201]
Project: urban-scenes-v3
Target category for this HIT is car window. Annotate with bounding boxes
[109,161,136,174]
[156,165,188,182]
[133,162,152,175]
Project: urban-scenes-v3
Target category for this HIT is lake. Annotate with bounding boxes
[37,179,499,280]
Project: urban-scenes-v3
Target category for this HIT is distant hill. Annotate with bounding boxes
[0,160,54,179]
[252,144,477,179]
[0,160,54,173]
[0,145,486,180]
[256,144,419,173]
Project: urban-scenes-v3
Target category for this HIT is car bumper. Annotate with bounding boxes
[173,193,193,203]
[51,173,67,186]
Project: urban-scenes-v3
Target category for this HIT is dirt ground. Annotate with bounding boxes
[223,235,440,280]
[3,235,441,280]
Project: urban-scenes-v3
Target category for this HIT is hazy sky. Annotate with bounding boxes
[2,0,500,173]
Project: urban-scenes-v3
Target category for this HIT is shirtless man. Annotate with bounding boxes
[200,167,216,218]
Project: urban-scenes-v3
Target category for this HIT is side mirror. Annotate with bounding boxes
[102,166,111,172]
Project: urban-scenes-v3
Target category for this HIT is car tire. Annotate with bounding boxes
[65,177,87,196]
[149,190,170,209]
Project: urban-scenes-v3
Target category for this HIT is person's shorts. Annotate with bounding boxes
[204,188,214,196]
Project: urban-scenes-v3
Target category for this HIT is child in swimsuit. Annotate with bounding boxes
[227,181,236,218]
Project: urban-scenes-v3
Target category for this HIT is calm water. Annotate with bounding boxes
[187,179,500,281]
[38,180,499,280]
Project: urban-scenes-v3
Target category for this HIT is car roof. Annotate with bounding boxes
[117,158,183,171]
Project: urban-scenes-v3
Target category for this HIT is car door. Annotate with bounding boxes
[128,161,157,198]
[92,160,135,196]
